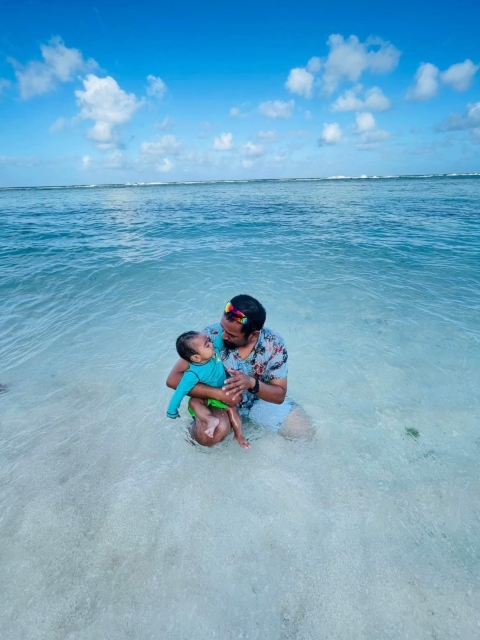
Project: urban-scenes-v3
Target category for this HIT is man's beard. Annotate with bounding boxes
[223,339,238,350]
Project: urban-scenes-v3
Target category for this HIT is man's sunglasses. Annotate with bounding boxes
[224,301,248,324]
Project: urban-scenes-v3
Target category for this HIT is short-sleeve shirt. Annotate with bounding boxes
[204,323,288,412]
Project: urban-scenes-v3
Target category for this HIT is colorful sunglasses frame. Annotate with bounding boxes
[224,301,248,324]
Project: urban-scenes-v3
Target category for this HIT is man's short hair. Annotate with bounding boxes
[176,331,200,361]
[225,294,266,336]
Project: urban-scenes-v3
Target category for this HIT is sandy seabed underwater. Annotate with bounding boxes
[1,176,479,639]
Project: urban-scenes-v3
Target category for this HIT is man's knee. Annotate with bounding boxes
[279,406,315,439]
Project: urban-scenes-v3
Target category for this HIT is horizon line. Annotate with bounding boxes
[1,172,479,191]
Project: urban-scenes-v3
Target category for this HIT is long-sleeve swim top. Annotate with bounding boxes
[166,353,226,418]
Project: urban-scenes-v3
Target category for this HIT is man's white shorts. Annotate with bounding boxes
[246,398,294,432]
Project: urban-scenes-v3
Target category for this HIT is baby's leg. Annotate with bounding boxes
[190,407,231,447]
[227,407,250,449]
[188,398,219,438]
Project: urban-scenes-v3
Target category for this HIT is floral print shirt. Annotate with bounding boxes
[204,323,288,412]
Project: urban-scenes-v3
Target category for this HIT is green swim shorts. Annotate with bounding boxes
[187,397,229,417]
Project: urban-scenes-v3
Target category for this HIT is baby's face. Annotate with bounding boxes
[191,333,215,363]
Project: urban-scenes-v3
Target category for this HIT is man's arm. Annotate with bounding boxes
[166,359,240,407]
[258,377,287,404]
[223,370,287,404]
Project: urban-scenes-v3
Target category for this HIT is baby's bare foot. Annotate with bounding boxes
[205,416,220,438]
[234,435,250,449]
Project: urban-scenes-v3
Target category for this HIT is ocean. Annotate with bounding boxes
[1,175,479,639]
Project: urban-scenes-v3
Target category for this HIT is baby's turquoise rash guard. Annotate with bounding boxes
[166,350,226,419]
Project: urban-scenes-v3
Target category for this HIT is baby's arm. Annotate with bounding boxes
[227,407,250,449]
[166,370,198,418]
[167,359,240,407]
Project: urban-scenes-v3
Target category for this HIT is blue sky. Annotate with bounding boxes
[0,0,479,186]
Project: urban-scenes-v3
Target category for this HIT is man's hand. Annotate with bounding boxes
[208,386,241,407]
[223,369,254,401]
[224,369,288,405]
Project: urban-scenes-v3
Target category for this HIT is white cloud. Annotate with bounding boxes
[332,85,391,112]
[155,116,175,131]
[230,106,250,118]
[86,122,120,147]
[49,115,81,133]
[352,112,390,148]
[285,67,314,98]
[103,150,128,169]
[356,129,390,148]
[75,74,142,149]
[49,117,68,133]
[306,57,322,74]
[354,112,376,133]
[8,37,97,99]
[242,142,264,157]
[406,63,440,101]
[435,101,480,132]
[331,86,364,111]
[146,75,167,99]
[321,34,400,95]
[364,86,392,111]
[79,151,133,171]
[407,59,479,102]
[157,158,174,173]
[140,134,183,156]
[285,35,399,100]
[213,132,234,151]
[257,130,277,141]
[318,122,343,146]
[242,159,253,168]
[258,100,294,119]
[49,116,72,133]
[441,59,479,92]
[286,35,400,99]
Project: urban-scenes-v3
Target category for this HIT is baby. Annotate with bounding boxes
[166,331,250,449]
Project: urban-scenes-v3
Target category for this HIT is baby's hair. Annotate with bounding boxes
[176,331,200,362]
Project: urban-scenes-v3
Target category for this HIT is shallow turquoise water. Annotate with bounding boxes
[1,177,479,638]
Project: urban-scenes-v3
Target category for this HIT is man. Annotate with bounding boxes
[166,294,310,446]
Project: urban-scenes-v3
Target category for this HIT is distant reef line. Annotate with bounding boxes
[1,173,479,191]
